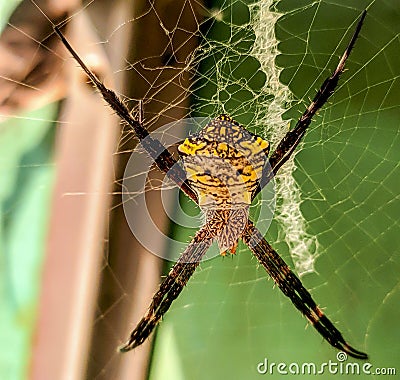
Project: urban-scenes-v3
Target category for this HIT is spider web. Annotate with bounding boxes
[0,0,399,379]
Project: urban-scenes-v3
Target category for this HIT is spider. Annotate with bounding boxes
[54,10,368,359]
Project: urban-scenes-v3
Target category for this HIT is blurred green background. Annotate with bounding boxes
[151,1,400,379]
[0,1,57,379]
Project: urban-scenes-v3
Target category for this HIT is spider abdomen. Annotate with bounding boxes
[178,115,270,209]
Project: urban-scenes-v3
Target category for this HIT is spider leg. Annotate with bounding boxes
[242,220,368,360]
[119,224,215,352]
[253,10,366,198]
[53,26,198,202]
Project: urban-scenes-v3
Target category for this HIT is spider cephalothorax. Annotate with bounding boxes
[54,10,368,359]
